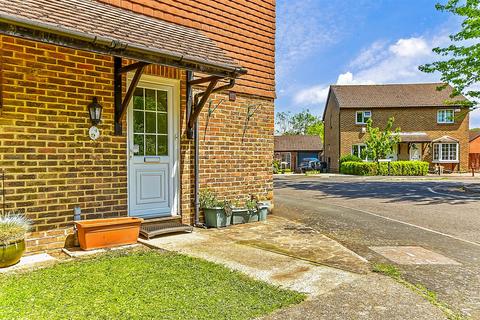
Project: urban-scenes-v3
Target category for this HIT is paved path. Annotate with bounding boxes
[142,217,446,319]
[274,175,480,319]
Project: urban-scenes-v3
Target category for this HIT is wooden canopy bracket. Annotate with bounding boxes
[114,57,150,135]
[186,73,235,139]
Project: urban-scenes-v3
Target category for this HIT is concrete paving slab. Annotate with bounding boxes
[0,253,56,273]
[263,274,447,320]
[370,246,461,265]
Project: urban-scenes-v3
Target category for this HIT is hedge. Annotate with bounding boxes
[340,161,429,176]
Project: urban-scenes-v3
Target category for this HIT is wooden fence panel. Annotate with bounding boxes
[469,153,480,170]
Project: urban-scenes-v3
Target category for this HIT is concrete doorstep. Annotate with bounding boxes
[141,216,447,320]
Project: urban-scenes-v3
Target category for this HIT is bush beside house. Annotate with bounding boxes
[340,161,429,176]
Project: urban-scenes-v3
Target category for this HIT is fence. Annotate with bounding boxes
[470,153,480,170]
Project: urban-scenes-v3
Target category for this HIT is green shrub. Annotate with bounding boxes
[340,161,429,176]
[284,168,292,173]
[339,154,362,165]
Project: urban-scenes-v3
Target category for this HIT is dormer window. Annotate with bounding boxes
[356,111,371,124]
[437,109,454,124]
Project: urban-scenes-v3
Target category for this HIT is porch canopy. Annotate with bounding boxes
[0,0,246,79]
[0,0,247,135]
[396,132,432,143]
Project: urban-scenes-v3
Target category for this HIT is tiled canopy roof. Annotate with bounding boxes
[330,83,466,108]
[470,131,480,142]
[396,132,432,143]
[274,135,323,152]
[0,0,246,77]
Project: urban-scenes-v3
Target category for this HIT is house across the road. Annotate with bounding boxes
[274,135,323,172]
[323,83,470,173]
[469,130,480,170]
[0,0,275,252]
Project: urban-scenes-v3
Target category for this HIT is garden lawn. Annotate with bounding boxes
[0,250,305,320]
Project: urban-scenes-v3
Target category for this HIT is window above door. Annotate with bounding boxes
[355,111,371,124]
[437,109,454,124]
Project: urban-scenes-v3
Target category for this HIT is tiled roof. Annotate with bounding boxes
[470,130,480,142]
[274,135,323,152]
[396,132,432,143]
[331,83,467,108]
[0,0,245,77]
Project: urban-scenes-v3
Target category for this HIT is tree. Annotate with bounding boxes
[363,117,400,162]
[274,109,324,141]
[419,0,479,108]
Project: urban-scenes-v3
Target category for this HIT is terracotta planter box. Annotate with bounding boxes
[75,217,143,251]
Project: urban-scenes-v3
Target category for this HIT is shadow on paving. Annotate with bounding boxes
[275,177,480,206]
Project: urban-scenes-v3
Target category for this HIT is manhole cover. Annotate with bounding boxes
[369,246,461,265]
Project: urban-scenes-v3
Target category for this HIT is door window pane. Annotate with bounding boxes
[133,134,144,155]
[145,112,156,133]
[145,135,156,156]
[133,111,144,134]
[157,113,168,134]
[145,89,156,111]
[133,88,144,110]
[132,88,169,157]
[157,135,168,156]
[157,91,167,112]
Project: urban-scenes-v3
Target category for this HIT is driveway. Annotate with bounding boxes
[274,174,480,319]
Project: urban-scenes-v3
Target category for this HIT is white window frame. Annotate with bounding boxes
[432,143,459,163]
[279,152,291,169]
[355,110,371,124]
[437,109,454,124]
[351,144,367,160]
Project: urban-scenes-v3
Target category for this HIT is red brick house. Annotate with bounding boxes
[469,131,480,170]
[274,135,323,172]
[323,83,470,173]
[0,0,275,252]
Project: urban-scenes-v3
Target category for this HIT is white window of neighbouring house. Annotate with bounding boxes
[433,143,459,162]
[351,144,367,159]
[437,109,454,124]
[356,111,371,124]
[280,152,291,169]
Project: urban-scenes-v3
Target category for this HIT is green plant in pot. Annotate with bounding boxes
[0,212,30,268]
[245,199,259,223]
[200,190,232,228]
[255,197,269,222]
[231,199,249,225]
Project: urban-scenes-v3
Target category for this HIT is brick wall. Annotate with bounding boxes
[470,137,480,154]
[98,0,276,98]
[323,96,340,172]
[339,107,470,171]
[0,35,274,252]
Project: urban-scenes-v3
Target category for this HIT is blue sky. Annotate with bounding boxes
[276,0,480,127]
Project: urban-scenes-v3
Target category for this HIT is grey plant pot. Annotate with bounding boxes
[248,210,259,222]
[258,206,268,221]
[204,207,231,228]
[231,208,249,224]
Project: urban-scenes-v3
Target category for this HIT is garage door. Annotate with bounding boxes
[297,152,319,163]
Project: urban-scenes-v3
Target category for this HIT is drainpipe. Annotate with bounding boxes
[194,119,202,227]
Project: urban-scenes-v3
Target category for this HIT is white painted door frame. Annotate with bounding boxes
[126,74,180,218]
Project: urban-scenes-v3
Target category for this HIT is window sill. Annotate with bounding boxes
[432,160,459,163]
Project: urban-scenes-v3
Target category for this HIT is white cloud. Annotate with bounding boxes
[294,85,330,106]
[389,37,430,57]
[292,34,449,115]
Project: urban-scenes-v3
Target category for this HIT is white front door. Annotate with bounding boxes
[128,78,179,218]
[410,143,422,161]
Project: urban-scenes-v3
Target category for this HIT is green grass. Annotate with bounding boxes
[0,250,305,320]
[373,263,468,320]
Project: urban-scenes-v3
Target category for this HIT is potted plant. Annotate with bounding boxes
[231,199,250,225]
[0,212,30,268]
[200,190,232,228]
[246,199,259,222]
[256,196,270,221]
